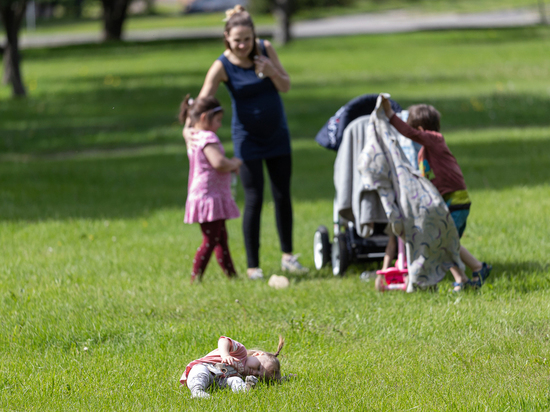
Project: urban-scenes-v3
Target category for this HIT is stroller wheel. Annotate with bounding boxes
[313,225,331,270]
[332,233,349,276]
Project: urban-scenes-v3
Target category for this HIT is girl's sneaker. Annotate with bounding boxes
[247,268,264,280]
[281,254,309,274]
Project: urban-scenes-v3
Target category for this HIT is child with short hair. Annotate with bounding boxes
[381,96,492,291]
[180,95,242,283]
[180,335,285,398]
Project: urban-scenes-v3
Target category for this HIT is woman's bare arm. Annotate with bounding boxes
[198,60,227,98]
[256,40,290,93]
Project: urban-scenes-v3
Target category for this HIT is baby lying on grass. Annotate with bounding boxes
[180,335,285,398]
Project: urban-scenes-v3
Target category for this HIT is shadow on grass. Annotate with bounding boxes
[22,37,225,62]
[0,151,188,222]
[286,91,550,136]
[1,131,549,222]
[2,29,550,154]
[0,81,230,154]
[488,261,550,292]
[2,86,550,154]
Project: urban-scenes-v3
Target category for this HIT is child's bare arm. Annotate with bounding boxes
[218,337,239,366]
[203,144,242,173]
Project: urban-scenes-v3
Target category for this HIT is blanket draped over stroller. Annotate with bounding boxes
[333,119,387,238]
[356,96,464,290]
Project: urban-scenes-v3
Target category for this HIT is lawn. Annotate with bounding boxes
[1,27,550,410]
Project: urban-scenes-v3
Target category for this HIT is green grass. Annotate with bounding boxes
[1,27,550,410]
[3,28,550,153]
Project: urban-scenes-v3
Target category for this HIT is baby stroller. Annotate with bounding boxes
[313,94,403,276]
[314,220,389,276]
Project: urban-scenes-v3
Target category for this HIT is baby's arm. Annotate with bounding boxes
[218,336,240,366]
[203,144,242,173]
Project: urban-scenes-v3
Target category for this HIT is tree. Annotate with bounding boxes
[538,0,548,25]
[252,0,354,45]
[0,0,133,98]
[272,0,291,45]
[100,0,132,41]
[0,0,27,97]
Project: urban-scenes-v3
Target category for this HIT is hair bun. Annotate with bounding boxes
[224,4,246,21]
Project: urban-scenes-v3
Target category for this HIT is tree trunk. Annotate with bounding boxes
[273,0,291,45]
[0,0,27,97]
[101,0,131,41]
[74,0,84,18]
[144,0,155,15]
[538,0,548,25]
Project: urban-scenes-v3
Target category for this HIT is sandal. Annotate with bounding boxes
[452,282,465,292]
[471,263,492,288]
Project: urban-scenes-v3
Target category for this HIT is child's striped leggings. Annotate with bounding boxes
[192,219,237,280]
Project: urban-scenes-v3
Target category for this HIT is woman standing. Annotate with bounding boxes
[184,5,306,279]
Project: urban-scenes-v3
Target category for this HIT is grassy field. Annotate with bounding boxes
[1,27,550,410]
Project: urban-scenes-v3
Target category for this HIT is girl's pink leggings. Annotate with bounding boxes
[192,219,237,281]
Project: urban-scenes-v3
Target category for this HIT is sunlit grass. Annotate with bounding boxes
[1,27,550,410]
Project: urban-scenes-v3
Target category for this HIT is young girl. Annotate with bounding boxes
[180,95,242,283]
[180,335,285,398]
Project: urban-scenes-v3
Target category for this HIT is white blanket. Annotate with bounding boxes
[356,96,464,290]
